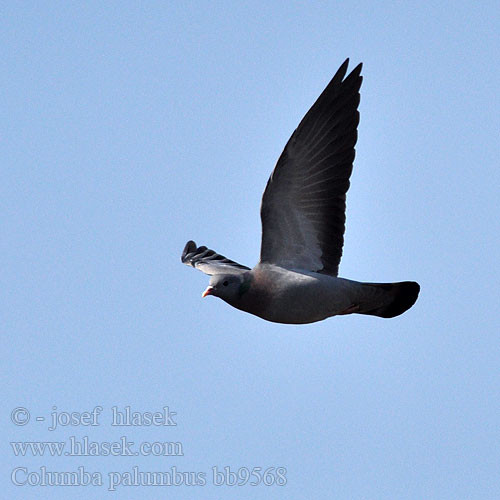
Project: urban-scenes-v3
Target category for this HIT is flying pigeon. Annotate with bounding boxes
[182,59,420,324]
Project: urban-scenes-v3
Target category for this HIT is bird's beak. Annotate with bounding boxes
[202,286,214,298]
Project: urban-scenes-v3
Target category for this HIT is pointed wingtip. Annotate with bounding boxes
[341,58,363,70]
[181,240,197,262]
[335,59,350,81]
[335,59,363,84]
[351,61,363,77]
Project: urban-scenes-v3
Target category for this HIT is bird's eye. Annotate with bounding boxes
[223,280,229,286]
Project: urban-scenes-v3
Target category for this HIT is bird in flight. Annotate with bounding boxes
[182,59,419,324]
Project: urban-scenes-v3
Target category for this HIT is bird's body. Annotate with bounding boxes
[222,264,355,324]
[181,60,420,324]
[205,264,419,324]
[223,266,356,324]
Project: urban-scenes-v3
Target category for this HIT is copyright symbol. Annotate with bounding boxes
[11,407,30,426]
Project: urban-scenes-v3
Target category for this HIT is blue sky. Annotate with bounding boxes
[2,1,499,498]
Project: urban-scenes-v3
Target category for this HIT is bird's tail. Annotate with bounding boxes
[358,281,420,318]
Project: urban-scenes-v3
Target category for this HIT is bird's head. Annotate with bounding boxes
[202,272,252,303]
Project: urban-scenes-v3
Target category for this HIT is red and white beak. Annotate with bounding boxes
[202,286,214,298]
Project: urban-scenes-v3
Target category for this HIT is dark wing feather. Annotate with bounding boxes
[259,59,362,275]
[181,240,250,276]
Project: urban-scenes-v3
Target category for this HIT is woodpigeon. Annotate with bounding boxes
[182,60,420,324]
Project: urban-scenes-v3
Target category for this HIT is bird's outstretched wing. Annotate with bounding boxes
[181,240,250,276]
[259,59,362,276]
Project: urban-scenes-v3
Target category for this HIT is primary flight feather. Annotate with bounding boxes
[181,60,420,324]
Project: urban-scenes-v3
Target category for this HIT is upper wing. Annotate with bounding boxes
[181,240,250,276]
[259,59,362,276]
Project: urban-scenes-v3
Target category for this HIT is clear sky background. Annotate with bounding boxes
[2,1,499,499]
